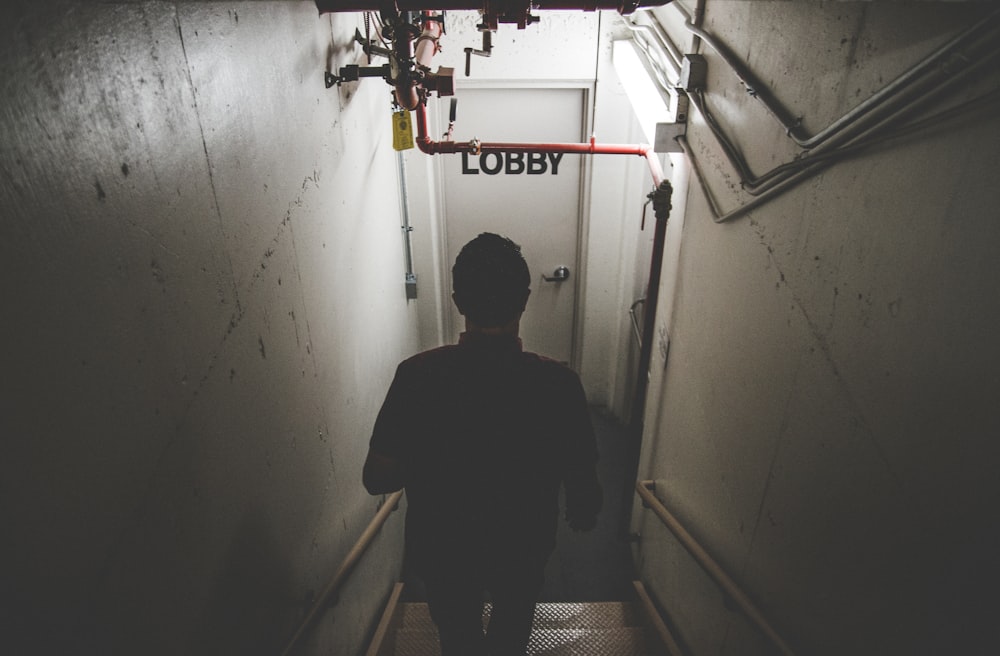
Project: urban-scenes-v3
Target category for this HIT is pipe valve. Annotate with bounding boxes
[464,29,492,77]
[317,1,672,108]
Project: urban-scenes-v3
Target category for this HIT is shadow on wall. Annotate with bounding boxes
[921,526,1000,655]
[190,514,297,656]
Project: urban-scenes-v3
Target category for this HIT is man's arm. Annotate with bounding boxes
[564,468,602,531]
[363,448,405,495]
[365,360,414,495]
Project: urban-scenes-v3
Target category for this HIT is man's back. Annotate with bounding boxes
[363,232,601,656]
[368,331,599,577]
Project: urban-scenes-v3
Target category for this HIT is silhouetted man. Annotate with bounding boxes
[364,232,602,656]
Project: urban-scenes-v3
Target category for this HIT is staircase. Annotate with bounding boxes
[367,582,675,656]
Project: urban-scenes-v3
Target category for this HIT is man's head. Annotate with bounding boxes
[452,233,531,329]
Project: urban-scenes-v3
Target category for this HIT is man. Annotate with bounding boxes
[364,232,602,656]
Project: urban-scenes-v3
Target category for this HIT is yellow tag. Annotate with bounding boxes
[392,110,415,151]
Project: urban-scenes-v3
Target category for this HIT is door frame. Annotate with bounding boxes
[430,79,597,371]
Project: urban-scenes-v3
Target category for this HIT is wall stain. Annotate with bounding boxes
[258,336,266,359]
[150,258,165,285]
[289,310,300,346]
[94,179,106,201]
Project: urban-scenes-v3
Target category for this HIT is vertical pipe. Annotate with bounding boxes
[629,176,669,436]
[396,151,418,299]
[414,14,441,68]
[392,22,420,110]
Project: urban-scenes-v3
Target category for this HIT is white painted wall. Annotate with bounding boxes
[633,2,1000,654]
[582,17,661,419]
[1,3,416,654]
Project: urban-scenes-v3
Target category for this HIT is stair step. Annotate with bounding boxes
[397,601,647,630]
[390,626,657,656]
[385,602,663,656]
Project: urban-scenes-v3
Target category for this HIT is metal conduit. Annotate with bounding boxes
[688,21,1000,196]
[655,0,1000,222]
[397,152,418,298]
[673,3,1000,150]
[623,17,682,82]
[681,80,1000,224]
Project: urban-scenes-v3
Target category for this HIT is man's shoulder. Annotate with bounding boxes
[521,350,581,382]
[398,344,580,384]
[400,344,461,368]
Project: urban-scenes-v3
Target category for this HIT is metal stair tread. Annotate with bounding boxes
[390,626,659,656]
[384,601,666,656]
[396,600,647,630]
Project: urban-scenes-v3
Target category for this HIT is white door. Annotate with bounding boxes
[439,87,585,364]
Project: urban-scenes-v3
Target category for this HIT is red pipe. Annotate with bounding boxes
[393,26,420,110]
[413,101,663,185]
[412,97,669,433]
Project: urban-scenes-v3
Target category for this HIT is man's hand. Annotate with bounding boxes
[363,449,405,495]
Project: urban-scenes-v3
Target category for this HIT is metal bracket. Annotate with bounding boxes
[653,122,686,153]
[463,30,492,77]
[325,64,391,89]
[353,27,392,59]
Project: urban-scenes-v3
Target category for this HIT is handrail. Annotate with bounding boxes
[280,490,404,656]
[632,580,684,656]
[635,480,796,656]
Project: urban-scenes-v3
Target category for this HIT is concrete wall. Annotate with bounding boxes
[634,2,1000,654]
[1,3,416,654]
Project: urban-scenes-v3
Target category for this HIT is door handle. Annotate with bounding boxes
[543,266,570,282]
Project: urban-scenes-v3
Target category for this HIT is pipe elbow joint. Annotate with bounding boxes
[394,83,420,111]
[416,137,436,155]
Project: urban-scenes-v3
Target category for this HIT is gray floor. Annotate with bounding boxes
[540,409,638,602]
[402,409,639,603]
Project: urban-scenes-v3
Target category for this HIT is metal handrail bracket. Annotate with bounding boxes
[635,480,796,656]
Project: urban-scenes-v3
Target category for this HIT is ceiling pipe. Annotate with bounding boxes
[318,2,673,431]
[392,21,421,109]
[318,1,671,29]
[320,0,671,108]
[412,100,664,185]
[681,62,1000,224]
[391,13,445,110]
[671,2,1000,150]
